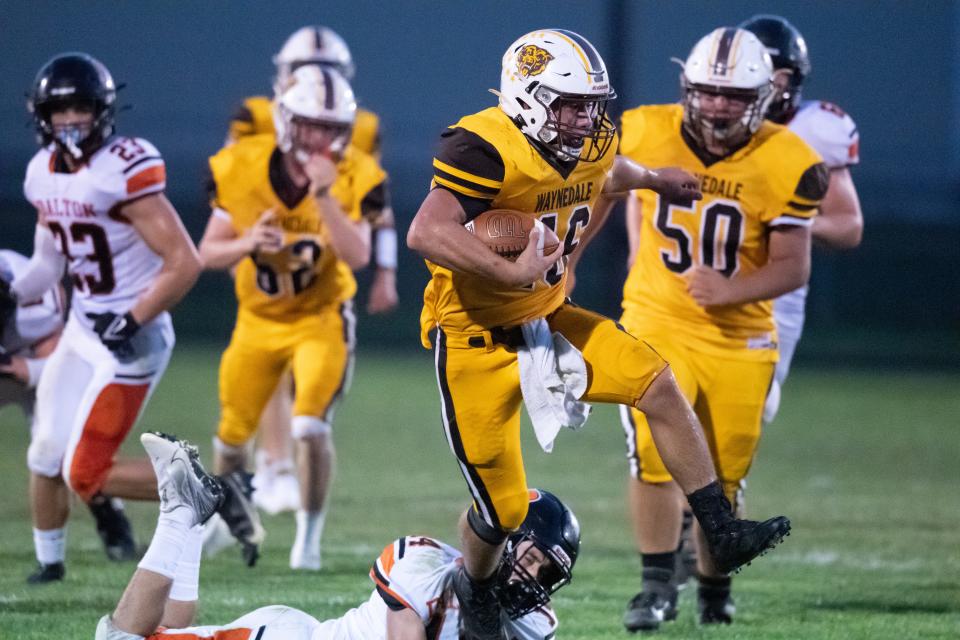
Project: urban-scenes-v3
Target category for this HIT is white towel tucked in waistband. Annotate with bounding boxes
[517,318,592,453]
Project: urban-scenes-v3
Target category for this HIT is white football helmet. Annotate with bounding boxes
[273,65,356,164]
[273,25,354,94]
[680,27,774,154]
[497,29,616,162]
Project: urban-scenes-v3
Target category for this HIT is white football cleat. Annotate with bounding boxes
[254,470,301,515]
[289,541,322,571]
[141,432,224,527]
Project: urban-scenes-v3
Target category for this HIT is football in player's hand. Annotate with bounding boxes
[465,209,560,261]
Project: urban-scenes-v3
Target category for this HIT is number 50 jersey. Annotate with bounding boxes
[619,104,828,360]
[23,136,167,319]
[209,134,387,321]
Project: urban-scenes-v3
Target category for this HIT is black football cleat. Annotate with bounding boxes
[89,493,138,561]
[708,515,791,575]
[453,566,507,640]
[623,587,678,632]
[216,470,265,567]
[699,593,735,625]
[26,562,65,585]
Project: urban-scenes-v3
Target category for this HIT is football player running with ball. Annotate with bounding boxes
[2,53,206,584]
[224,25,399,517]
[739,14,864,425]
[96,433,579,640]
[614,28,828,630]
[200,65,387,570]
[407,29,791,640]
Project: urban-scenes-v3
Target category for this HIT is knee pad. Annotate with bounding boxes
[27,436,64,478]
[291,415,331,440]
[763,380,782,425]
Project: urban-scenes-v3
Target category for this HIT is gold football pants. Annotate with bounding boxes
[217,304,355,447]
[434,302,668,531]
[618,315,774,503]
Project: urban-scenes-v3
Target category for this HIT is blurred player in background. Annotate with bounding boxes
[614,28,827,630]
[740,14,864,425]
[226,25,398,515]
[407,28,790,640]
[97,432,577,640]
[0,249,63,425]
[200,64,387,570]
[2,53,203,584]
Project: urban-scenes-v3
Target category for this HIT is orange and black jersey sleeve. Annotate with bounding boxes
[432,127,504,221]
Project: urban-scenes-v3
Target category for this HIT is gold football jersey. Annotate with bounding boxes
[209,133,386,321]
[420,106,617,345]
[619,104,827,360]
[227,95,382,156]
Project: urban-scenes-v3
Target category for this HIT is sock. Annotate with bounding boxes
[169,524,203,601]
[698,574,732,602]
[293,509,326,556]
[34,527,66,565]
[641,553,675,594]
[686,481,734,537]
[137,514,190,579]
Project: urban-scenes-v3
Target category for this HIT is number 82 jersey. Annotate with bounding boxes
[23,136,167,319]
[208,134,387,322]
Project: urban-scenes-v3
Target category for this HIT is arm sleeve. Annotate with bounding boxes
[431,127,504,222]
[11,225,65,303]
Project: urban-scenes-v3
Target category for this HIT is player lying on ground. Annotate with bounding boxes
[97,433,580,640]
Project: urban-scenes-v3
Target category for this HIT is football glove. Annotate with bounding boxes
[0,274,16,339]
[86,311,140,357]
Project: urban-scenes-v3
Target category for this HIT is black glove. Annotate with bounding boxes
[86,311,140,356]
[0,276,16,338]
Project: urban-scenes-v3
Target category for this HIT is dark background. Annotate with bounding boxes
[1,1,957,366]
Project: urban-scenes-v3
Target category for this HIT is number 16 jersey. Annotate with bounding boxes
[23,136,167,320]
[618,104,827,360]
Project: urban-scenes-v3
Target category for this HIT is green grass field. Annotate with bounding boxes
[1,347,958,639]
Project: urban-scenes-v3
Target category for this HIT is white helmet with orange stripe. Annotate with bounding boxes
[496,29,616,162]
[680,27,775,154]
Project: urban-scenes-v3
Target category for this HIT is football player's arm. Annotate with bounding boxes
[198,209,282,270]
[687,225,811,307]
[123,193,202,324]
[364,181,399,314]
[0,329,60,387]
[303,155,371,270]
[604,156,702,202]
[564,194,619,295]
[407,188,559,288]
[386,607,427,640]
[811,167,863,249]
[10,221,65,303]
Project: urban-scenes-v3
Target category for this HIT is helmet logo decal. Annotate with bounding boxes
[709,28,740,78]
[516,45,554,78]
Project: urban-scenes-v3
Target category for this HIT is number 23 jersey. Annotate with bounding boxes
[23,137,167,319]
[619,104,828,359]
[209,134,386,321]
